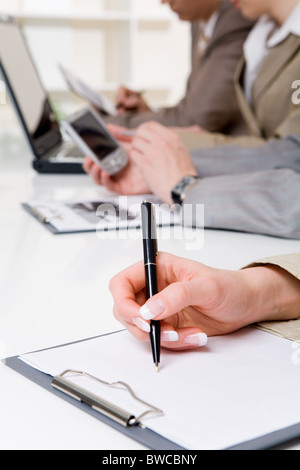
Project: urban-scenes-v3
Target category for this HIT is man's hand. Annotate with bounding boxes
[83,156,151,196]
[130,122,198,204]
[83,121,198,204]
[116,86,151,114]
[82,122,151,194]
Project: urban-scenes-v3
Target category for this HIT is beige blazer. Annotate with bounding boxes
[105,1,253,133]
[248,253,300,280]
[180,34,300,150]
[246,253,300,342]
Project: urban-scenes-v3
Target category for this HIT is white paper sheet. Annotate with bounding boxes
[19,328,300,450]
[59,64,117,116]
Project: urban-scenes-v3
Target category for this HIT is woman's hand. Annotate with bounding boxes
[109,252,300,351]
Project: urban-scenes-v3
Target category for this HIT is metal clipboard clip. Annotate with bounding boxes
[30,205,63,224]
[52,369,164,428]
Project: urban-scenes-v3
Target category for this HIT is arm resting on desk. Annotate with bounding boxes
[245,253,300,342]
[191,135,300,177]
[184,168,300,239]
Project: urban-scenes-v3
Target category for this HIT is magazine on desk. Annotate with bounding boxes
[22,195,180,234]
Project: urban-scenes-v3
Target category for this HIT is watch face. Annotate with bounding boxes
[171,175,198,205]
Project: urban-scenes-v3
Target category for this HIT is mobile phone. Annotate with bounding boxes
[62,106,128,175]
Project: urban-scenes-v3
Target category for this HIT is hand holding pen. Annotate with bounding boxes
[141,201,161,372]
[116,86,150,113]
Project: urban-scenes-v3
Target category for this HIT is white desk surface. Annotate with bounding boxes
[1,128,300,450]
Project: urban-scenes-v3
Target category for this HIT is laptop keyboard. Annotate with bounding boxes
[60,144,83,158]
[47,142,84,162]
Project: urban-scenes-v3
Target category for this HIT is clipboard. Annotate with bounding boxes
[22,196,180,235]
[3,333,183,451]
[3,329,300,450]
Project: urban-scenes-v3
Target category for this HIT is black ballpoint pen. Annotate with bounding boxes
[141,201,161,372]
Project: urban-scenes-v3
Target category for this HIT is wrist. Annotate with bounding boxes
[171,174,199,205]
[240,265,300,324]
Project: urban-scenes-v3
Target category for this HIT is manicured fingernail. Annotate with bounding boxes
[139,298,166,320]
[185,333,208,347]
[161,331,179,342]
[132,317,151,333]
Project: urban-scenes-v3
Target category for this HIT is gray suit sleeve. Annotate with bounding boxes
[190,135,300,177]
[183,168,300,239]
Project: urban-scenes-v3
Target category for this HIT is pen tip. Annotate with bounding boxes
[155,363,160,373]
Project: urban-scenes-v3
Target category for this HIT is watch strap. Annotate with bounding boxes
[171,175,199,205]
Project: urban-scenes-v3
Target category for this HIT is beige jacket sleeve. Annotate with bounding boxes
[246,253,300,279]
[175,129,265,152]
[245,253,300,341]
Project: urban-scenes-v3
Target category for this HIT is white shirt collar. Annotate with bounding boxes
[245,1,300,55]
[268,1,300,47]
[197,11,219,42]
[197,12,219,55]
[243,16,275,83]
[267,2,300,47]
[203,11,219,41]
[243,2,300,104]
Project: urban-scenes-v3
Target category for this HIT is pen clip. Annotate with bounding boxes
[151,204,158,256]
[30,205,62,224]
[141,201,157,238]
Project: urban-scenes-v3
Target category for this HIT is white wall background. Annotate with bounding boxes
[0,0,191,126]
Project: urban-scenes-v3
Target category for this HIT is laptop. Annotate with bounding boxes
[0,14,84,173]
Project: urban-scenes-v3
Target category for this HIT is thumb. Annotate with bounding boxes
[139,281,200,322]
[100,171,121,193]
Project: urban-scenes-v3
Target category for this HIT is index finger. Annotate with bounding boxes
[115,86,128,103]
[136,121,173,141]
[82,156,94,174]
[109,260,146,321]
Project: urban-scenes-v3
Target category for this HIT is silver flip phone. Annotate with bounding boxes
[62,106,128,175]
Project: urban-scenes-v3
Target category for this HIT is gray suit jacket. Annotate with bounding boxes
[104,1,253,133]
[183,135,300,239]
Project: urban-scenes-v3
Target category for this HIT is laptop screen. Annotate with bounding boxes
[0,16,62,157]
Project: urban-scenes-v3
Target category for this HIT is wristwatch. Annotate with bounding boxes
[171,175,199,205]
